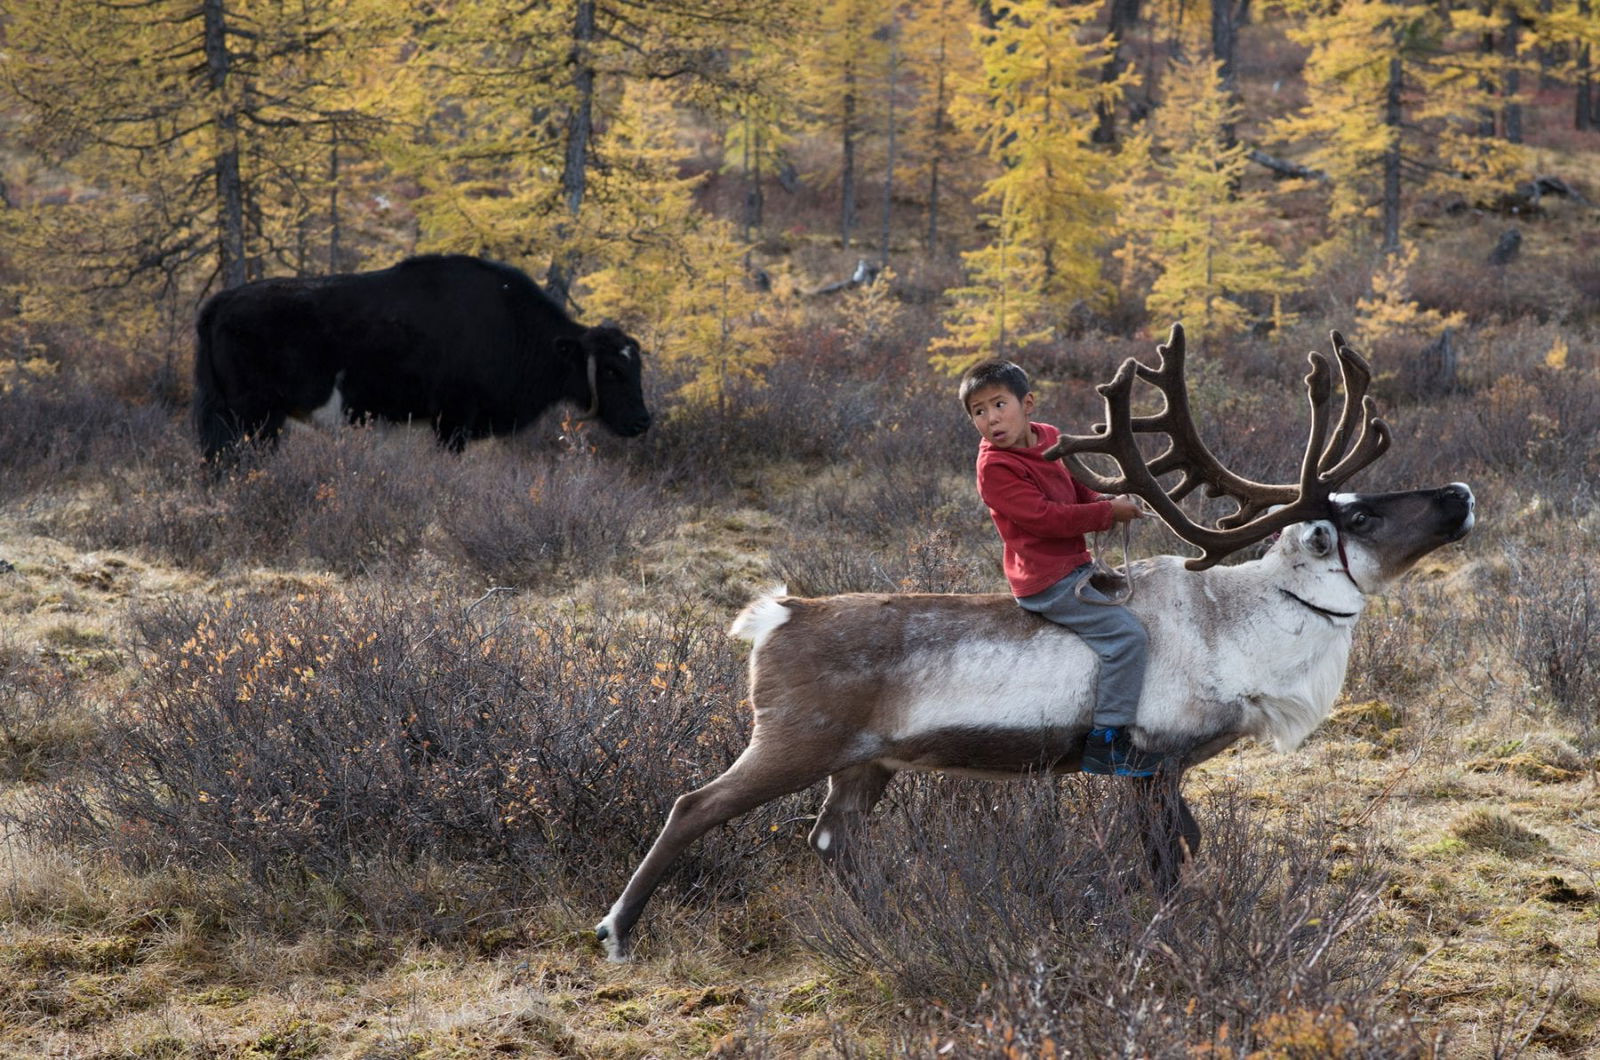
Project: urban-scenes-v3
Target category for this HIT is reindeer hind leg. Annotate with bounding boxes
[808,762,895,867]
[596,738,839,961]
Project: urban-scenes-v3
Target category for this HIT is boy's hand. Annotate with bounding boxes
[1109,495,1146,524]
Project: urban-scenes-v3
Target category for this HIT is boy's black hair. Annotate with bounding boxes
[958,359,1030,410]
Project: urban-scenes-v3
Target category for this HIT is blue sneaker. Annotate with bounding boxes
[1081,726,1162,777]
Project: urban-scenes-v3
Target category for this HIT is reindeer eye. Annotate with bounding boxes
[1350,511,1371,529]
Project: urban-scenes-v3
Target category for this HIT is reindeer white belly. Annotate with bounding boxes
[860,631,1096,774]
[889,632,1097,737]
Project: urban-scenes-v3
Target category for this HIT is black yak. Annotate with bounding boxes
[193,254,651,460]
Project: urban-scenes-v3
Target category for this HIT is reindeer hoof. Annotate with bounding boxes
[594,919,631,963]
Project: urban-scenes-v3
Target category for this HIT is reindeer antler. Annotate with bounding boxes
[1042,323,1391,570]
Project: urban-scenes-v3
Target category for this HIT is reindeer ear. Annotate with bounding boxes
[1299,522,1336,558]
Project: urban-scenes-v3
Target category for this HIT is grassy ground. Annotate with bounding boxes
[1,389,1596,1058]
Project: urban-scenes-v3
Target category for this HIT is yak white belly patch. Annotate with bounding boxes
[290,370,348,430]
[308,379,346,429]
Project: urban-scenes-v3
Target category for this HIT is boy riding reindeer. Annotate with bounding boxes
[596,325,1475,961]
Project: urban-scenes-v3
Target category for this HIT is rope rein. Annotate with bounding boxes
[1074,507,1138,606]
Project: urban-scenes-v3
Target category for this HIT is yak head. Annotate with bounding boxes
[561,324,652,437]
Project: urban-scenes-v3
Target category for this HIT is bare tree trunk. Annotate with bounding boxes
[1578,0,1595,130]
[742,114,764,240]
[1537,0,1556,89]
[1383,56,1403,256]
[328,139,342,273]
[204,0,247,289]
[841,65,858,249]
[741,114,754,242]
[294,160,312,275]
[1094,0,1141,144]
[548,0,595,308]
[1503,9,1523,143]
[926,26,949,251]
[1478,2,1499,137]
[244,138,265,281]
[880,19,899,270]
[1211,0,1242,148]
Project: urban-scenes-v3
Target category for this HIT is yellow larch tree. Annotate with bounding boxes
[1271,0,1525,368]
[721,46,800,241]
[390,2,583,267]
[796,0,893,248]
[931,0,1127,370]
[0,0,400,367]
[1354,240,1465,344]
[929,204,1054,372]
[1544,0,1600,128]
[581,81,773,411]
[900,0,984,251]
[1272,0,1526,262]
[1113,52,1303,339]
[395,0,788,300]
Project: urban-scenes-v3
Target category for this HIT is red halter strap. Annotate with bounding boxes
[1334,529,1365,594]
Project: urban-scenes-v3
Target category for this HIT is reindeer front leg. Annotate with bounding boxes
[1134,769,1200,893]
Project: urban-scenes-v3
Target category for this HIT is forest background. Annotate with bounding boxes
[1,0,1599,1056]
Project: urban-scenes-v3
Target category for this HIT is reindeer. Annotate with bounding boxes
[596,324,1475,961]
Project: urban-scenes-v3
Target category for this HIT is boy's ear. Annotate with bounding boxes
[1022,392,1036,415]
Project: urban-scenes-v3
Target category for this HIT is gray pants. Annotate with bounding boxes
[1017,564,1149,729]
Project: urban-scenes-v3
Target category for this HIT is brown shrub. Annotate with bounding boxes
[770,523,993,597]
[799,779,1439,1057]
[5,591,798,933]
[79,426,443,576]
[1345,578,1468,704]
[0,645,99,783]
[0,375,174,503]
[1475,537,1600,748]
[442,445,674,586]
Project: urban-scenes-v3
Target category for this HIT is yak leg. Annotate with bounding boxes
[220,375,322,455]
[200,378,290,458]
[227,408,291,453]
[596,738,840,962]
[1135,771,1200,893]
[808,762,895,866]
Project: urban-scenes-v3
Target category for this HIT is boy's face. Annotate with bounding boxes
[965,383,1035,450]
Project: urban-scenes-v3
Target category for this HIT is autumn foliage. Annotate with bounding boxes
[3,0,1593,381]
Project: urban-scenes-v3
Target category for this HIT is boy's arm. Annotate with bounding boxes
[979,460,1114,537]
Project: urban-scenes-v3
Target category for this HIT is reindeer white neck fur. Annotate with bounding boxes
[1136,519,1367,755]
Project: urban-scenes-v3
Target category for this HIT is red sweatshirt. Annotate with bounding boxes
[977,421,1114,597]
